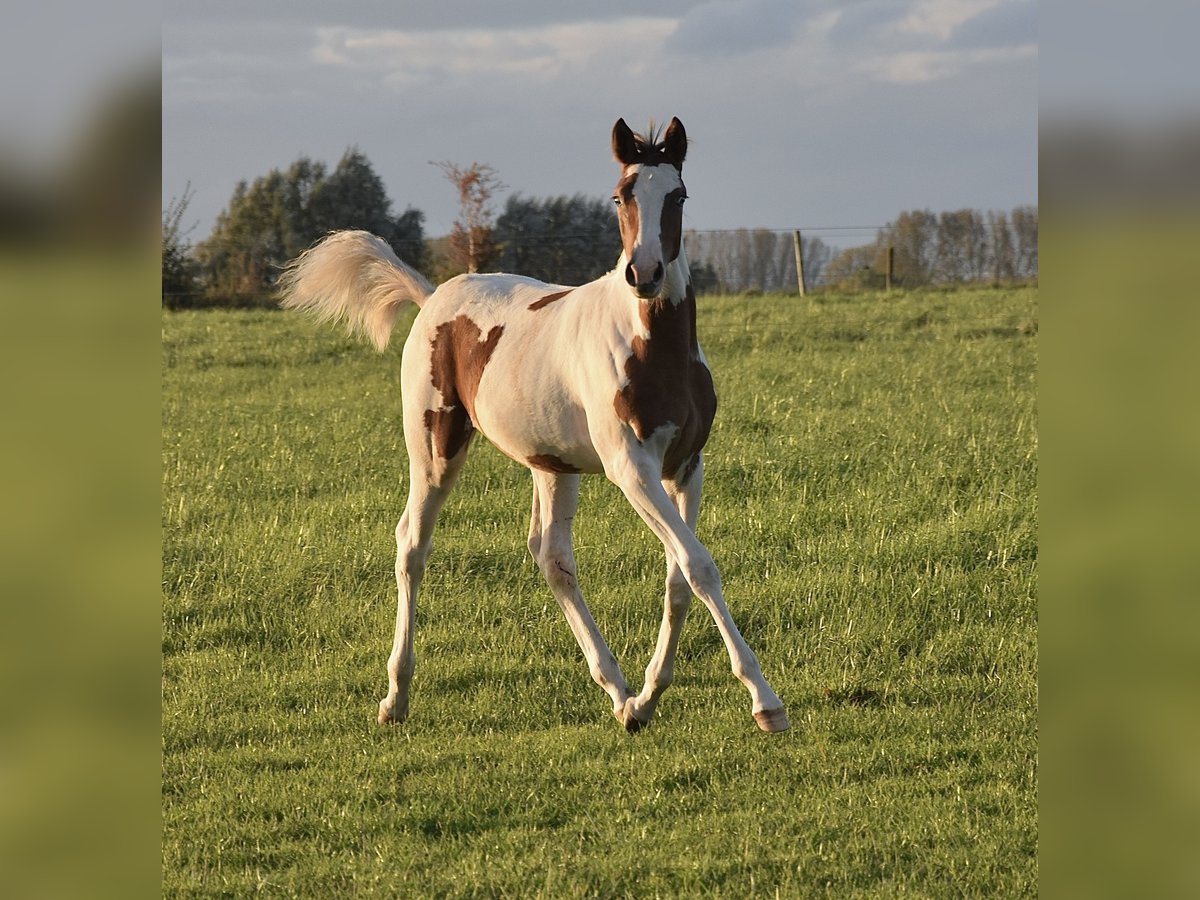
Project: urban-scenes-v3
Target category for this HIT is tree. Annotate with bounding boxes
[799,234,832,289]
[934,209,989,283]
[988,210,1016,282]
[493,193,620,284]
[310,150,427,269]
[1011,205,1038,280]
[162,183,200,305]
[881,209,939,287]
[196,149,425,299]
[689,258,721,294]
[197,174,289,297]
[825,242,885,290]
[432,161,505,275]
[685,229,832,293]
[797,205,1037,292]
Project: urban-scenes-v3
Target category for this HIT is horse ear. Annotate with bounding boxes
[663,117,687,169]
[612,118,640,165]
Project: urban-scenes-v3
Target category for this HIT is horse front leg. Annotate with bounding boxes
[529,471,635,726]
[609,454,789,733]
[623,463,700,728]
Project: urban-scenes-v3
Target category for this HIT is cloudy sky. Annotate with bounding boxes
[162,0,1037,245]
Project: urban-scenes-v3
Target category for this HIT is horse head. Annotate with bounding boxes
[611,117,688,300]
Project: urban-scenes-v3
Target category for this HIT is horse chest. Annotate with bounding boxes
[612,295,716,480]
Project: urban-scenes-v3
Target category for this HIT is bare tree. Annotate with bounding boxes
[432,161,506,274]
[933,209,989,283]
[162,182,199,303]
[1010,205,1038,280]
[988,210,1016,283]
[683,229,832,292]
[882,210,939,286]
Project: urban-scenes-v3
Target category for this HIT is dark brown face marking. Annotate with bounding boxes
[660,187,685,264]
[613,283,716,481]
[614,171,641,263]
[528,289,572,311]
[527,454,582,474]
[424,315,504,459]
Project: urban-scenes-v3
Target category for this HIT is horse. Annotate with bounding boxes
[279,117,789,733]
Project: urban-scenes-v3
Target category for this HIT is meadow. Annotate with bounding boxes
[162,286,1037,897]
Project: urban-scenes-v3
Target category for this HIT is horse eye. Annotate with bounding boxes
[677,195,688,207]
[612,196,621,206]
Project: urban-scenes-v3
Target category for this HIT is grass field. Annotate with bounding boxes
[162,286,1037,897]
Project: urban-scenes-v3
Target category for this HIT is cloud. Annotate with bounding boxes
[163,1,697,32]
[895,0,1000,42]
[949,0,1037,49]
[310,18,679,86]
[827,1,913,48]
[665,0,808,57]
[860,44,1036,85]
[826,0,1036,85]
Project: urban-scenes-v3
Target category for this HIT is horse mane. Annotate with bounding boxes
[631,120,668,161]
[638,120,665,148]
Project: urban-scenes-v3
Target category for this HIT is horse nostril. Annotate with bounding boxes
[653,262,664,282]
[625,263,637,287]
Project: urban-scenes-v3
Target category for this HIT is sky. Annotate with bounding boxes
[162,0,1038,246]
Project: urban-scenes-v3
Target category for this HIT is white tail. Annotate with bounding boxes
[278,230,435,351]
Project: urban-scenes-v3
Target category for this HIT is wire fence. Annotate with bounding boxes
[163,219,1037,308]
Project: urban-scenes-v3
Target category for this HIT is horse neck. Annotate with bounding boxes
[663,244,692,303]
[610,245,698,353]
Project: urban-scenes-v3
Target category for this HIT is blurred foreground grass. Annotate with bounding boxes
[0,249,160,898]
[1042,216,1200,898]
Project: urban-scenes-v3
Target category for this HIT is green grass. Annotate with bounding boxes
[162,287,1037,897]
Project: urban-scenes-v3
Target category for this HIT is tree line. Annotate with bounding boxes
[163,148,1036,307]
[684,207,1036,294]
[685,230,832,294]
[164,150,426,306]
[823,207,1038,290]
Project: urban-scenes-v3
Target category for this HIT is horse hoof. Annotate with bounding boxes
[623,714,648,734]
[753,707,790,733]
[615,698,650,733]
[377,699,406,726]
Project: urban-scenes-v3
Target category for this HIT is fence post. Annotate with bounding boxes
[792,230,807,298]
[885,245,895,293]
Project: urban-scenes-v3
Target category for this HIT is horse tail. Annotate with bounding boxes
[278,230,435,351]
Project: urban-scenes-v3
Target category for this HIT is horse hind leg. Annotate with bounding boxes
[378,426,472,725]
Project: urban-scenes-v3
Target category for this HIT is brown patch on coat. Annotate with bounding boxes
[613,282,716,482]
[528,289,572,311]
[422,407,471,461]
[424,315,505,459]
[527,454,582,474]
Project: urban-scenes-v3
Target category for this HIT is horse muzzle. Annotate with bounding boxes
[625,259,665,299]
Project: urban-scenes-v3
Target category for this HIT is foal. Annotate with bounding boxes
[280,117,789,732]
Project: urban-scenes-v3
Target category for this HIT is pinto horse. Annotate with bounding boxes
[280,118,789,733]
